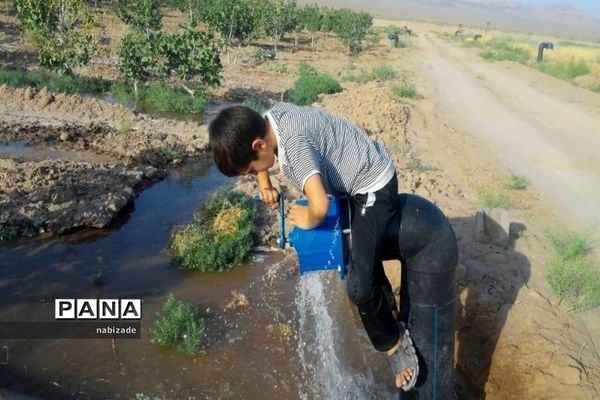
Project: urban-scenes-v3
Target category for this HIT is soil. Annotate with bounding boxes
[1,3,599,399]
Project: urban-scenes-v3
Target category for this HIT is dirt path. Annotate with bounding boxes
[388,26,600,398]
[411,32,600,229]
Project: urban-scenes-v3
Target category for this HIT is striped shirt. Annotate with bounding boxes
[264,103,395,196]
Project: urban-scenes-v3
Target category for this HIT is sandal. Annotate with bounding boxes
[388,321,419,391]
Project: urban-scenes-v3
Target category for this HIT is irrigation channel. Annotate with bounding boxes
[0,136,396,398]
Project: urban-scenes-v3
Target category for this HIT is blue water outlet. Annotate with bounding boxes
[288,197,347,279]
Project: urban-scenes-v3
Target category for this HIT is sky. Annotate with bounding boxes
[515,0,599,16]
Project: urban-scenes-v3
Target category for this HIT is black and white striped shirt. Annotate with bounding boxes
[265,103,395,196]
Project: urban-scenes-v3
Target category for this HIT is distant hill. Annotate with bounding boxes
[300,0,600,40]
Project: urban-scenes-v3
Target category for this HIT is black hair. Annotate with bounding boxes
[208,106,267,177]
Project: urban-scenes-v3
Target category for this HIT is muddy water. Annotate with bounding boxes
[0,140,115,164]
[0,157,396,399]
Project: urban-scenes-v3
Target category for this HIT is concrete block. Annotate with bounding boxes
[472,208,512,247]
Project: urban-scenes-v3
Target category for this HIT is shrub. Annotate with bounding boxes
[141,83,207,113]
[116,120,133,136]
[390,85,418,99]
[536,60,591,81]
[261,61,288,74]
[545,230,600,311]
[404,153,437,173]
[371,65,396,81]
[285,65,342,105]
[476,186,509,208]
[172,189,256,271]
[504,171,529,190]
[342,72,373,84]
[151,294,205,355]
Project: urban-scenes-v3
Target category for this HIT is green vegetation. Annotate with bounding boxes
[371,65,396,81]
[342,71,373,84]
[390,84,419,99]
[171,189,257,271]
[0,225,19,243]
[285,64,342,105]
[504,171,530,190]
[116,120,133,136]
[13,0,97,75]
[241,99,271,114]
[161,144,185,162]
[0,67,110,94]
[261,61,288,74]
[151,294,205,355]
[545,229,600,311]
[476,186,510,208]
[536,60,591,81]
[404,153,438,173]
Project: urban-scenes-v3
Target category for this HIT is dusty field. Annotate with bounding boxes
[1,4,599,399]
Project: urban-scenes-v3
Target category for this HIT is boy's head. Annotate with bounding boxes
[209,105,272,177]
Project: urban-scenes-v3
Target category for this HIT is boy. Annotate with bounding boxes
[208,102,418,390]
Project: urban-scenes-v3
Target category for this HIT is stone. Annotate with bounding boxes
[473,208,512,247]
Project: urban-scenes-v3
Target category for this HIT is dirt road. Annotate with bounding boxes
[410,32,600,229]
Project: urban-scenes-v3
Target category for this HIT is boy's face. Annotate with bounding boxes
[242,138,275,176]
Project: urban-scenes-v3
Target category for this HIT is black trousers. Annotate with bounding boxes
[345,174,399,352]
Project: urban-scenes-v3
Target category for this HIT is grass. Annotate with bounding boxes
[0,67,207,114]
[261,61,288,74]
[390,84,419,99]
[116,120,132,136]
[535,60,591,81]
[0,66,110,94]
[151,294,205,355]
[161,144,185,162]
[545,229,600,311]
[171,189,256,272]
[0,224,19,243]
[504,171,530,190]
[476,186,510,208]
[241,99,270,114]
[285,64,342,106]
[404,153,438,173]
[371,65,396,81]
[342,71,373,84]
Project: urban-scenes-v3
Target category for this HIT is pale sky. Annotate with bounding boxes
[517,0,599,16]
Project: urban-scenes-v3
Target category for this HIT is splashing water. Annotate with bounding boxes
[295,271,389,399]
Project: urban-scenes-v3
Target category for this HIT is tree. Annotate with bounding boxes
[298,3,321,48]
[117,31,164,96]
[203,0,258,63]
[331,9,372,54]
[116,0,162,35]
[161,26,222,95]
[13,0,97,75]
[261,0,299,54]
[163,0,207,27]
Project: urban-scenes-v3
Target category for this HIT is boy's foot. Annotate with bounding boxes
[387,339,415,387]
[387,322,419,391]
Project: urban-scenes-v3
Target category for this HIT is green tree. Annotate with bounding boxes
[117,31,165,95]
[13,0,97,75]
[161,25,222,95]
[116,0,162,34]
[331,9,372,54]
[298,3,321,48]
[163,0,207,27]
[202,0,259,63]
[261,0,299,53]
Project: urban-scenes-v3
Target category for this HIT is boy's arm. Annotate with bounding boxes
[289,174,329,229]
[256,170,279,209]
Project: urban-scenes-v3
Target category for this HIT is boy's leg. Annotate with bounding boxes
[345,176,398,352]
[374,259,399,318]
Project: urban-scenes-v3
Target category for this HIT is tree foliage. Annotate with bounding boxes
[13,0,97,75]
[116,0,162,34]
[331,9,372,54]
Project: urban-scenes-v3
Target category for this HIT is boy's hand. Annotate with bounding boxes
[260,187,279,209]
[289,203,318,229]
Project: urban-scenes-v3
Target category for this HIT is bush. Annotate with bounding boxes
[536,60,591,81]
[109,82,207,114]
[504,171,529,190]
[285,65,342,105]
[404,152,437,173]
[0,67,110,94]
[261,61,288,74]
[151,294,205,355]
[172,189,256,271]
[480,38,531,64]
[342,72,373,84]
[390,85,418,99]
[476,186,509,208]
[371,65,396,81]
[545,230,600,311]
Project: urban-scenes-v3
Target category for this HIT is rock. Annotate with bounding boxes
[473,208,512,247]
[59,131,72,141]
[0,159,18,171]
